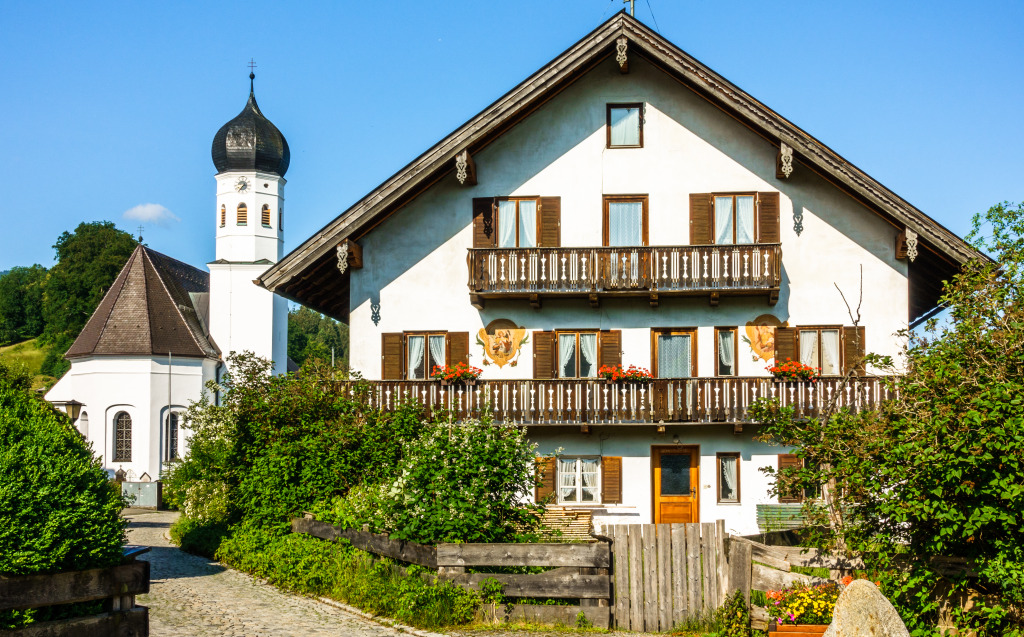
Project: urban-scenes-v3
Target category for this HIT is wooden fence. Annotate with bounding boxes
[0,548,150,637]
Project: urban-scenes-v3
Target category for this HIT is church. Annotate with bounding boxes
[45,73,289,484]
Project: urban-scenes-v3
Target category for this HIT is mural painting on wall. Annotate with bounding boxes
[477,319,530,368]
[742,314,789,362]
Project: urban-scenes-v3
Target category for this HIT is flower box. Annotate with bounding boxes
[767,358,819,383]
[769,624,829,635]
[440,379,477,387]
[431,362,483,384]
[598,364,653,384]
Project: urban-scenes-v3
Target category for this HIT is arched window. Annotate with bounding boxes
[165,412,179,461]
[237,203,247,225]
[279,206,284,231]
[261,204,271,228]
[220,205,226,228]
[113,412,132,462]
[78,411,89,437]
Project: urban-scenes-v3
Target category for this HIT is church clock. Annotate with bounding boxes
[234,176,250,192]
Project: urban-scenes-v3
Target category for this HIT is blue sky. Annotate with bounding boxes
[2,0,1022,272]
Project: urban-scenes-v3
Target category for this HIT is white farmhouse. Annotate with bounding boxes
[258,14,982,536]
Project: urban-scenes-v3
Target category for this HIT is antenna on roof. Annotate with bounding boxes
[623,0,634,16]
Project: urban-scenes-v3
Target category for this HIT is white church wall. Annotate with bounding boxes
[209,262,288,375]
[215,172,285,263]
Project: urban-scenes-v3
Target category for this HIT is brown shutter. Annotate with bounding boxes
[472,197,497,248]
[777,453,803,503]
[538,197,561,247]
[535,456,556,503]
[602,456,622,504]
[689,193,713,245]
[382,333,403,379]
[533,331,555,379]
[758,192,781,244]
[843,326,866,375]
[599,330,622,369]
[774,327,796,363]
[446,332,470,366]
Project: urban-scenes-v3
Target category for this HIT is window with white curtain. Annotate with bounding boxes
[716,328,737,376]
[605,199,645,246]
[497,198,538,248]
[607,104,643,147]
[713,194,755,244]
[558,457,601,503]
[655,330,695,378]
[799,328,841,376]
[406,333,446,379]
[558,332,598,378]
[717,453,740,503]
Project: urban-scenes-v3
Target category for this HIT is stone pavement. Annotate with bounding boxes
[125,509,409,637]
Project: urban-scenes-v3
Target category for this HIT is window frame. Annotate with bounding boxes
[494,196,540,248]
[711,192,758,245]
[555,330,600,378]
[796,325,844,377]
[261,204,272,228]
[403,331,448,380]
[219,205,226,228]
[602,195,650,247]
[236,203,248,226]
[714,327,739,377]
[651,328,699,378]
[556,455,603,505]
[165,411,180,462]
[606,102,644,149]
[716,452,741,503]
[113,411,132,462]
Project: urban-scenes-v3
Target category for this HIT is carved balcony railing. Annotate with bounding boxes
[342,377,889,426]
[467,244,781,306]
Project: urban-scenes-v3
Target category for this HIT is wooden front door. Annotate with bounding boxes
[653,446,700,524]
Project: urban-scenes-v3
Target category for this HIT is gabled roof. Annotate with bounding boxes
[66,245,219,360]
[257,11,987,322]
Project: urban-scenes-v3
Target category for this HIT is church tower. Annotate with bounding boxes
[208,72,289,374]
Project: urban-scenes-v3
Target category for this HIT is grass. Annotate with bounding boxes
[0,339,56,391]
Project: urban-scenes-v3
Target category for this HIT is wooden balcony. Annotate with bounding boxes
[467,244,781,307]
[350,377,889,426]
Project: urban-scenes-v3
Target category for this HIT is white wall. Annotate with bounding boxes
[215,171,285,263]
[209,262,288,375]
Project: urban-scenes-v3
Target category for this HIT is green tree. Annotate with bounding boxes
[287,306,349,368]
[0,265,48,345]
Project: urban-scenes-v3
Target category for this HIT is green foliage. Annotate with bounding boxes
[168,516,230,559]
[0,265,47,345]
[288,306,349,368]
[714,589,752,637]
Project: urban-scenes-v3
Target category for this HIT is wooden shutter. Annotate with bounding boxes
[446,332,470,366]
[758,192,781,244]
[533,331,555,379]
[689,193,713,245]
[843,326,866,375]
[774,327,796,363]
[472,197,497,248]
[535,456,556,503]
[538,197,561,247]
[777,453,803,503]
[602,456,622,504]
[381,333,403,379]
[599,330,622,368]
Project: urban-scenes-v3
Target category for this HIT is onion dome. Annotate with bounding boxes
[211,73,290,177]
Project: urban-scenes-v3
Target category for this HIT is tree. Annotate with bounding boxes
[0,265,48,345]
[287,306,349,368]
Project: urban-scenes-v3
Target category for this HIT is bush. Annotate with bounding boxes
[169,516,230,559]
[715,589,753,637]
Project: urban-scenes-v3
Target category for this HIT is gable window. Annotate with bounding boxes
[799,327,841,376]
[113,411,132,462]
[497,198,538,248]
[406,333,446,380]
[165,412,179,461]
[558,457,600,503]
[261,204,272,228]
[607,103,643,148]
[715,327,738,376]
[219,205,226,228]
[717,453,740,503]
[558,331,599,378]
[237,203,247,226]
[652,328,697,378]
[714,194,756,245]
[603,195,649,246]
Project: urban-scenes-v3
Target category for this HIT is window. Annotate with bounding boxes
[496,198,538,248]
[652,328,697,378]
[558,457,601,503]
[717,453,740,503]
[607,103,643,148]
[165,412,179,462]
[279,206,283,230]
[237,203,247,225]
[406,333,446,380]
[219,205,226,228]
[798,327,841,376]
[113,411,132,462]
[603,195,649,246]
[78,411,89,437]
[713,194,756,245]
[715,327,738,376]
[557,331,599,378]
[261,204,272,228]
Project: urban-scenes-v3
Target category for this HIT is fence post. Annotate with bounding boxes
[726,536,752,608]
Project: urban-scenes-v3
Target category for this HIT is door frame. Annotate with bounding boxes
[651,444,700,524]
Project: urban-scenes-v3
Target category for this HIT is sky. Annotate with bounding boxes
[1,0,1022,272]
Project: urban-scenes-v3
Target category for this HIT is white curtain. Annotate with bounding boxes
[720,456,738,501]
[608,201,643,246]
[580,458,600,502]
[559,458,578,502]
[519,200,537,248]
[736,196,755,244]
[428,335,446,374]
[821,330,840,375]
[719,330,735,376]
[559,334,578,378]
[659,334,691,377]
[407,335,425,379]
[498,200,517,248]
[579,333,598,377]
[715,197,734,245]
[610,107,639,146]
[799,330,819,369]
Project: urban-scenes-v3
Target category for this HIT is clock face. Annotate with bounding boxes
[234,177,249,192]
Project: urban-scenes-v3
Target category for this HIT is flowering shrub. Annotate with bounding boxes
[431,362,483,382]
[767,357,819,382]
[598,364,653,382]
[765,582,840,626]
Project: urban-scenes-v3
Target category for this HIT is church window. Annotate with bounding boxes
[237,203,247,225]
[113,411,132,462]
[261,204,272,228]
[78,411,89,437]
[165,412,179,461]
[279,206,284,230]
[220,205,226,228]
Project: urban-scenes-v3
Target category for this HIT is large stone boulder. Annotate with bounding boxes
[823,579,909,637]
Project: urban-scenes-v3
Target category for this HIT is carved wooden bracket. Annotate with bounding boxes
[455,150,477,186]
[709,291,720,307]
[589,293,600,309]
[615,36,629,73]
[336,239,363,275]
[895,229,919,262]
[776,142,794,179]
[529,293,541,310]
[649,292,659,308]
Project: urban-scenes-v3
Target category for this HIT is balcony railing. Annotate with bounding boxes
[467,244,781,302]
[347,377,889,425]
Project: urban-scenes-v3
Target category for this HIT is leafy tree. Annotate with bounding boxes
[288,306,349,368]
[0,265,48,345]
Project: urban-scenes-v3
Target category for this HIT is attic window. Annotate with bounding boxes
[607,103,643,148]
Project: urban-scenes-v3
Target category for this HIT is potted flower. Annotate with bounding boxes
[767,358,819,382]
[764,582,840,635]
[431,362,483,386]
[598,364,653,384]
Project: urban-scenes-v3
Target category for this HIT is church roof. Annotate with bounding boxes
[66,245,220,360]
[211,73,290,177]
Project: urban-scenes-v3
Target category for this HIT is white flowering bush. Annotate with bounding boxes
[181,480,232,523]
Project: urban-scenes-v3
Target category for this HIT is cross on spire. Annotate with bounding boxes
[248,58,257,73]
[137,225,144,243]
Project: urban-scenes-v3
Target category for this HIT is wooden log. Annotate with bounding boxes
[611,526,629,629]
[0,562,150,612]
[439,571,610,599]
[291,518,438,568]
[642,525,658,631]
[750,604,769,631]
[657,525,671,630]
[628,525,643,631]
[670,524,686,626]
[751,563,827,591]
[475,603,609,628]
[11,607,148,637]
[685,523,701,619]
[436,542,610,568]
[732,536,864,571]
[727,538,752,607]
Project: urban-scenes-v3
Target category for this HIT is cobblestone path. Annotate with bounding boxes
[126,510,408,637]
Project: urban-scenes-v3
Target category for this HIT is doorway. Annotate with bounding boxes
[652,446,700,524]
